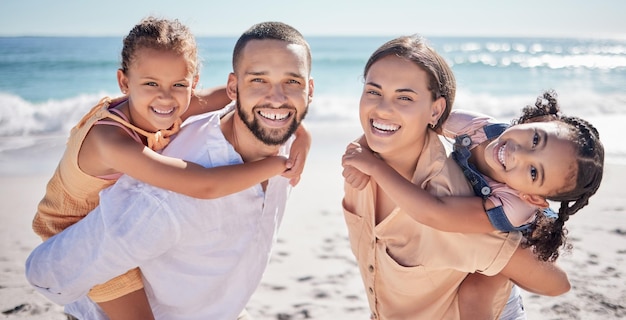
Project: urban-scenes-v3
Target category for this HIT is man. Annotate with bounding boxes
[25,21,314,319]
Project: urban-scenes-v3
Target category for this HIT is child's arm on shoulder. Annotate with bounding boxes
[342,141,494,233]
[499,246,570,296]
[281,123,311,186]
[84,124,288,199]
[183,85,231,120]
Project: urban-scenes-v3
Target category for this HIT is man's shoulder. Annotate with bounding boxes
[180,109,222,131]
[181,103,234,128]
[164,109,228,159]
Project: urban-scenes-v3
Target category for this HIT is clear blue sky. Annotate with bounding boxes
[1,0,625,38]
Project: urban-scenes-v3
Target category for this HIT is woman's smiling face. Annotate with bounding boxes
[359,55,441,159]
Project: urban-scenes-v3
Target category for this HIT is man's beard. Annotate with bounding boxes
[235,92,308,145]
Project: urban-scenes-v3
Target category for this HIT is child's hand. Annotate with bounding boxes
[342,141,380,175]
[342,165,370,190]
[341,142,377,190]
[282,149,306,186]
[281,124,311,186]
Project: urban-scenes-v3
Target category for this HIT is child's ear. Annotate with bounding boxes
[117,69,129,94]
[520,193,549,208]
[192,74,199,90]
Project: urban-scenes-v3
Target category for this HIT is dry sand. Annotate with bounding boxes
[1,123,624,319]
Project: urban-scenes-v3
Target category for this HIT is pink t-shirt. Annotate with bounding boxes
[442,109,537,227]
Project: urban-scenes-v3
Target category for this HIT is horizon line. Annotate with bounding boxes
[1,33,625,40]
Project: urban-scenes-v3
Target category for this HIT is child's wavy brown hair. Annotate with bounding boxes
[120,16,199,78]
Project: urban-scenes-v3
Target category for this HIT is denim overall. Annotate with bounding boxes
[451,123,534,232]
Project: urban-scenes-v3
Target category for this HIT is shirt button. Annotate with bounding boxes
[462,136,471,146]
[371,312,378,319]
[369,287,374,294]
[368,265,374,272]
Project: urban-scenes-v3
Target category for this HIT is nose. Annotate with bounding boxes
[267,84,287,105]
[509,143,532,167]
[375,98,394,115]
[158,87,173,100]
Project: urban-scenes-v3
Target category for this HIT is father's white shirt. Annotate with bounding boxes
[26,108,293,319]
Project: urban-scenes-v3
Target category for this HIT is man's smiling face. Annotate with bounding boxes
[230,39,313,145]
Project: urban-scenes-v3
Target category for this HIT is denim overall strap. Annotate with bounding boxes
[452,122,507,199]
[452,123,531,232]
[483,123,508,140]
[451,139,491,198]
[485,206,530,232]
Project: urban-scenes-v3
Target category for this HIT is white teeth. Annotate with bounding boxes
[498,144,506,167]
[372,120,399,132]
[259,110,289,120]
[152,107,174,115]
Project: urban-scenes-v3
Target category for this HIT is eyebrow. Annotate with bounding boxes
[365,81,381,89]
[141,76,189,81]
[538,130,548,186]
[397,88,417,94]
[245,71,267,76]
[246,71,305,79]
[286,71,305,79]
[365,82,417,94]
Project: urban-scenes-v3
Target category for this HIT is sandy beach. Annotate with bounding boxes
[1,122,625,319]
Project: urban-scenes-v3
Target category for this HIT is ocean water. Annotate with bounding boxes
[1,36,625,170]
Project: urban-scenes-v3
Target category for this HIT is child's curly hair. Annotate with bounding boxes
[120,16,199,78]
[514,90,604,262]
